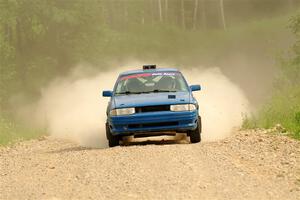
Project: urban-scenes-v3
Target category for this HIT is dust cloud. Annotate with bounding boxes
[182,67,250,141]
[32,65,250,147]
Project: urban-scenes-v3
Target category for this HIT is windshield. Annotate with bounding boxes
[114,72,189,95]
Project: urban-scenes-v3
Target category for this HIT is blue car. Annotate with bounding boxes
[103,65,201,147]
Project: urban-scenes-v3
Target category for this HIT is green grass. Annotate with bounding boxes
[0,115,43,146]
[239,12,300,140]
[242,87,300,140]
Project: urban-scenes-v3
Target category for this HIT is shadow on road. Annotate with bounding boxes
[48,135,190,153]
[121,135,190,146]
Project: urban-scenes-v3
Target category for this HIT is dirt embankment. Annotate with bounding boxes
[0,130,299,200]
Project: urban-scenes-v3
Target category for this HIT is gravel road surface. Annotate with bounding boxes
[0,130,299,200]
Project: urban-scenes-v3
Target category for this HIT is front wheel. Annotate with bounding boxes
[106,123,119,147]
[189,117,202,143]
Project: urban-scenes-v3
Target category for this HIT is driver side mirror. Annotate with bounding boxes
[102,90,113,97]
[190,85,201,92]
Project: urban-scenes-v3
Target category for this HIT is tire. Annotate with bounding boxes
[106,123,119,147]
[189,117,202,143]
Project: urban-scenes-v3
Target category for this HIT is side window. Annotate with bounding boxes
[177,78,188,91]
[115,80,126,93]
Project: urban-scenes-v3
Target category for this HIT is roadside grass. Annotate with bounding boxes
[242,87,300,140]
[0,115,43,146]
[241,11,300,141]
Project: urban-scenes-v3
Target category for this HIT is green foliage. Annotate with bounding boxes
[243,12,300,140]
[243,86,300,140]
[0,114,42,146]
[295,112,300,124]
[241,114,257,130]
[0,0,293,109]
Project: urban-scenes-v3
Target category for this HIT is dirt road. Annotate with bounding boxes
[0,130,299,200]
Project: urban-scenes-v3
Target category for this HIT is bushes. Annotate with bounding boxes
[294,111,300,138]
[242,11,300,140]
[243,80,300,140]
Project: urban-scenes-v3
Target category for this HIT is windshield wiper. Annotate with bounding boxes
[116,90,177,95]
[151,89,177,93]
[115,91,142,95]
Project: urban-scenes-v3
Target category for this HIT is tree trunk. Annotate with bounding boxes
[181,0,185,29]
[100,1,106,25]
[4,0,11,44]
[288,0,295,9]
[165,0,168,22]
[15,18,26,84]
[220,0,226,30]
[193,0,199,30]
[123,1,128,25]
[150,0,155,25]
[105,1,114,29]
[158,0,163,22]
[200,0,207,29]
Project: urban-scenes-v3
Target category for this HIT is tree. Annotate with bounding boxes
[158,0,163,22]
[181,0,185,29]
[219,0,227,30]
[193,0,199,30]
[165,0,168,22]
[200,0,207,29]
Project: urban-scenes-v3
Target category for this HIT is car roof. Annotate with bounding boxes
[119,68,179,76]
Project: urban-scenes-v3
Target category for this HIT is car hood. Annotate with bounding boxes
[112,92,191,109]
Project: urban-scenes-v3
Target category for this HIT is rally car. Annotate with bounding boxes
[103,65,201,147]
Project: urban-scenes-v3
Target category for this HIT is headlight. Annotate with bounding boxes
[110,108,135,116]
[170,104,196,112]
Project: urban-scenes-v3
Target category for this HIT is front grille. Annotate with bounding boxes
[135,105,170,113]
[128,121,178,129]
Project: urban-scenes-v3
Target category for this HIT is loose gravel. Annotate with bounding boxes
[0,130,299,200]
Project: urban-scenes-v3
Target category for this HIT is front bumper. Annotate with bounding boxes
[108,110,198,136]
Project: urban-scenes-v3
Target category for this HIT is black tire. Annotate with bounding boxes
[106,123,119,147]
[189,117,202,143]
